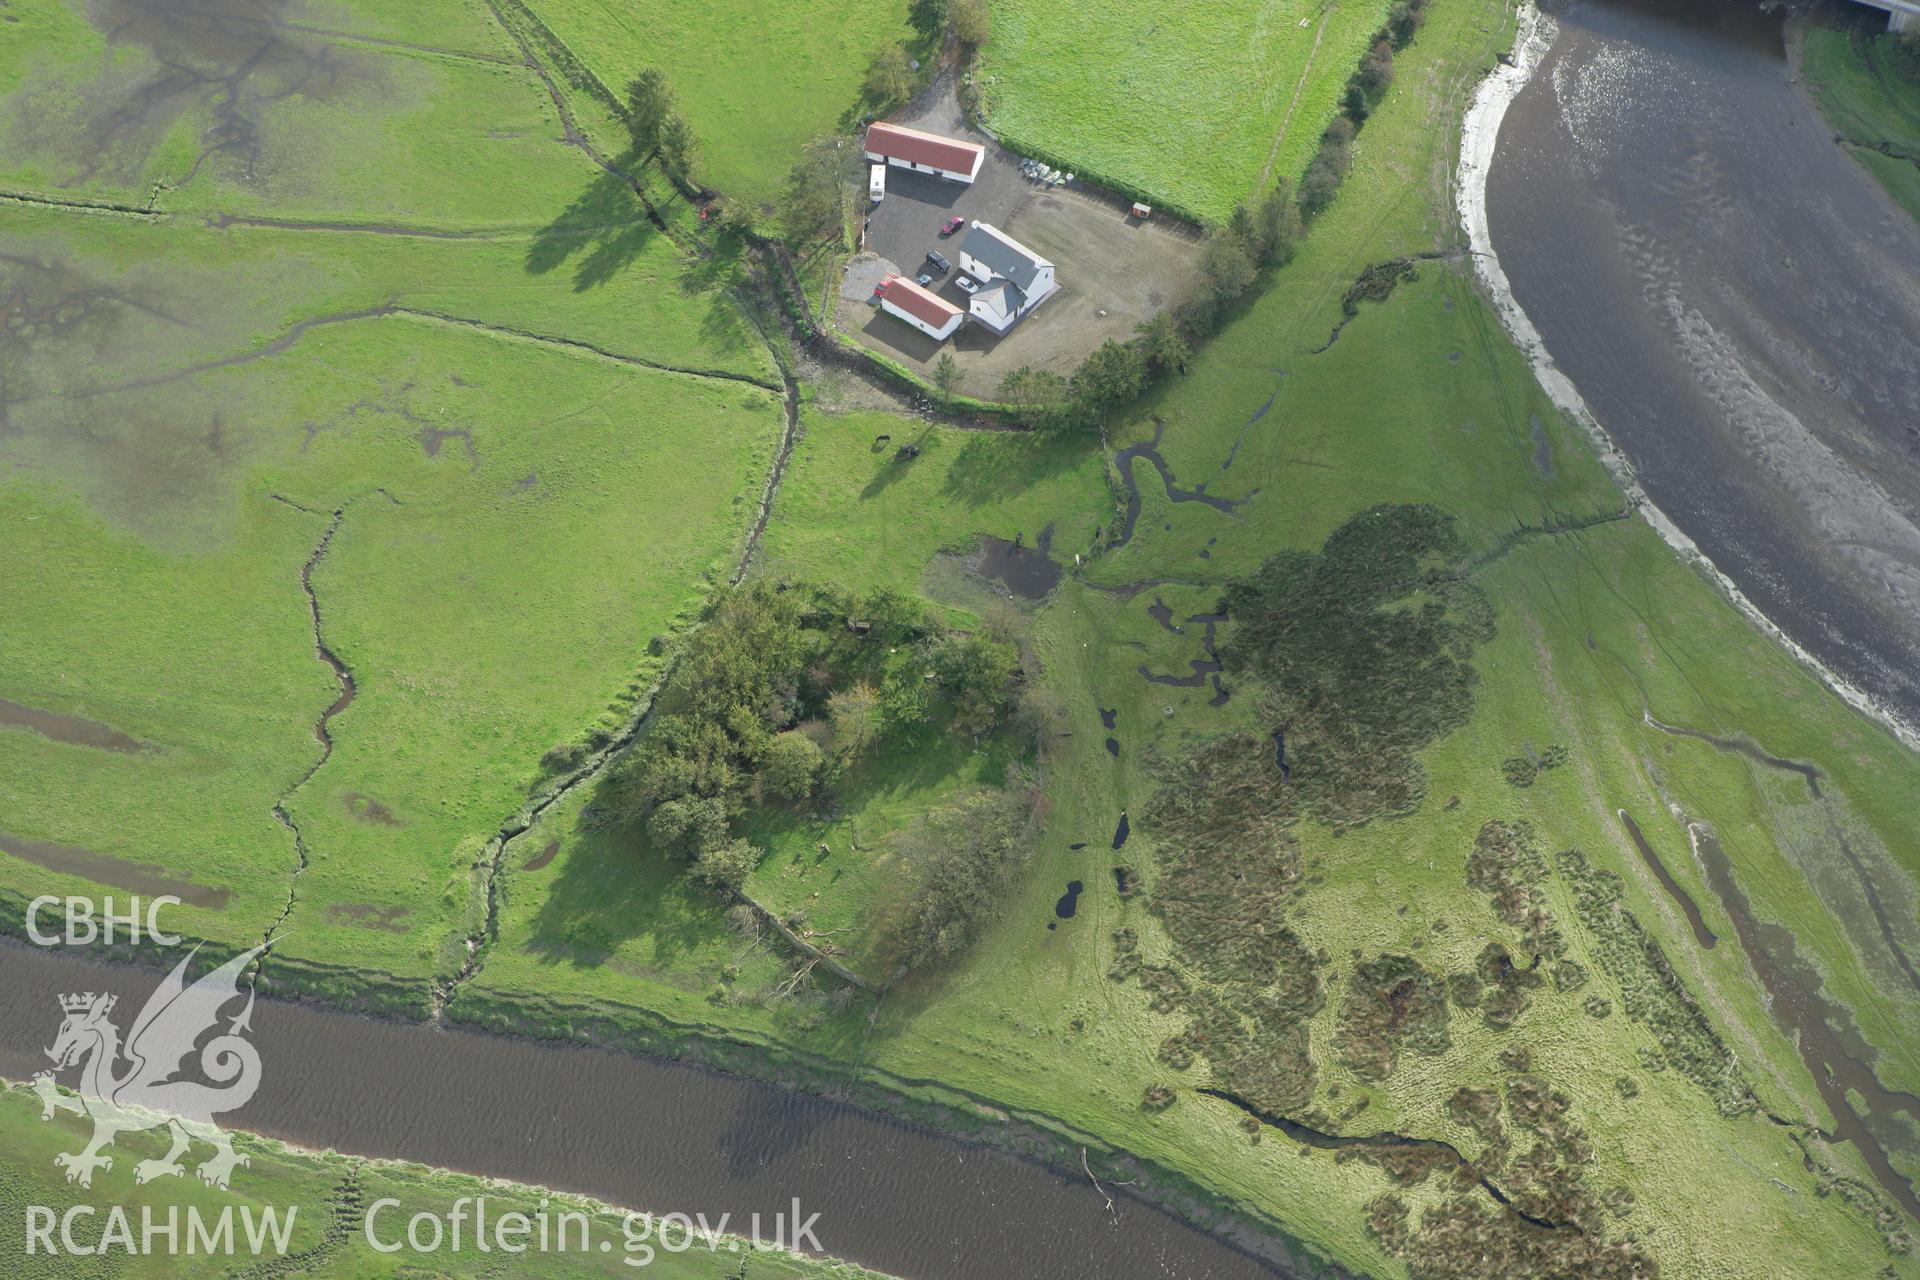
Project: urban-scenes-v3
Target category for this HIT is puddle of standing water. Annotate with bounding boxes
[0,697,151,753]
[0,828,230,909]
[975,534,1062,599]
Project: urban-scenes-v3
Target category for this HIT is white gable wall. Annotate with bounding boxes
[880,296,963,341]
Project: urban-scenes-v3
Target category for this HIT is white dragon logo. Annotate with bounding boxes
[30,943,267,1190]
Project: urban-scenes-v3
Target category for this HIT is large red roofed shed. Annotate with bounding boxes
[864,121,985,183]
[876,274,964,340]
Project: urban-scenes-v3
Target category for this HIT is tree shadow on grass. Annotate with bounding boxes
[525,160,657,292]
[939,429,1101,509]
[520,800,719,978]
[679,231,745,297]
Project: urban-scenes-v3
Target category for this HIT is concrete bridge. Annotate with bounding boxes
[1855,0,1919,33]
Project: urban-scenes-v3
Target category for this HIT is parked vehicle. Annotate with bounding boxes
[925,250,951,274]
[916,272,935,287]
[940,216,965,236]
[869,165,886,202]
[954,276,979,296]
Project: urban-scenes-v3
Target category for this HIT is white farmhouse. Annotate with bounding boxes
[876,273,965,341]
[957,222,1058,335]
[863,122,985,184]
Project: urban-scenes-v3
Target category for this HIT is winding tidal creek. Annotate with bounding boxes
[1484,0,1920,736]
[0,941,1299,1280]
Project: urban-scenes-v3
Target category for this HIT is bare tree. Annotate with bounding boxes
[933,352,960,405]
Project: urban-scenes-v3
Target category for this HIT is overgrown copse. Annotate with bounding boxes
[782,134,864,245]
[888,787,1032,969]
[863,44,914,111]
[603,581,1020,899]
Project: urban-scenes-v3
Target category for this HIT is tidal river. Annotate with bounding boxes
[0,941,1301,1280]
[1483,0,1920,736]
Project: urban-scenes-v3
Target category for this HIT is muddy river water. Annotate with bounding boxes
[1482,0,1920,1215]
[0,941,1298,1279]
[1485,0,1920,734]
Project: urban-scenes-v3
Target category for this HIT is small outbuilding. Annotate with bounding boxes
[876,273,965,341]
[863,121,986,184]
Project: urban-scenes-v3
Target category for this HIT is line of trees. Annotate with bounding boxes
[988,0,1435,433]
[781,134,866,245]
[1302,0,1428,217]
[994,180,1298,432]
[625,67,698,185]
[910,0,988,50]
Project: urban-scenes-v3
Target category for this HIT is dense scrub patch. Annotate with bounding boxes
[1342,258,1422,315]
[1218,504,1492,828]
[1134,717,1323,1112]
[1465,821,1550,932]
[1501,744,1568,788]
[1447,1086,1504,1148]
[886,789,1032,969]
[1151,816,1304,986]
[1125,506,1488,1120]
[1335,953,1452,1081]
[1557,849,1755,1116]
[1470,942,1543,1031]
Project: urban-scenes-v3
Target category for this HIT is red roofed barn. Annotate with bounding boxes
[863,121,986,184]
[876,274,965,341]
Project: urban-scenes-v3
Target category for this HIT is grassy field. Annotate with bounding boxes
[458,406,1113,1036]
[512,0,921,218]
[1800,19,1920,223]
[0,0,785,1013]
[758,408,1111,609]
[975,0,1391,222]
[0,1084,894,1278]
[6,0,1920,1277]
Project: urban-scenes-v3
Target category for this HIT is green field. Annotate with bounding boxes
[975,0,1391,222]
[1800,20,1920,223]
[0,1084,893,1278]
[508,0,921,217]
[0,0,785,1012]
[457,407,1112,1039]
[4,0,1920,1278]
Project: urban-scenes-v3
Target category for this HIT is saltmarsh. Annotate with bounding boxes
[0,0,784,1011]
[1799,20,1920,224]
[3,0,1918,1277]
[457,3,1920,1274]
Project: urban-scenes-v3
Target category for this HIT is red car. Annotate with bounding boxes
[939,216,966,236]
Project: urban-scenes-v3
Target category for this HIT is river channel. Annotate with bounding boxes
[0,941,1300,1280]
[1485,0,1920,735]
